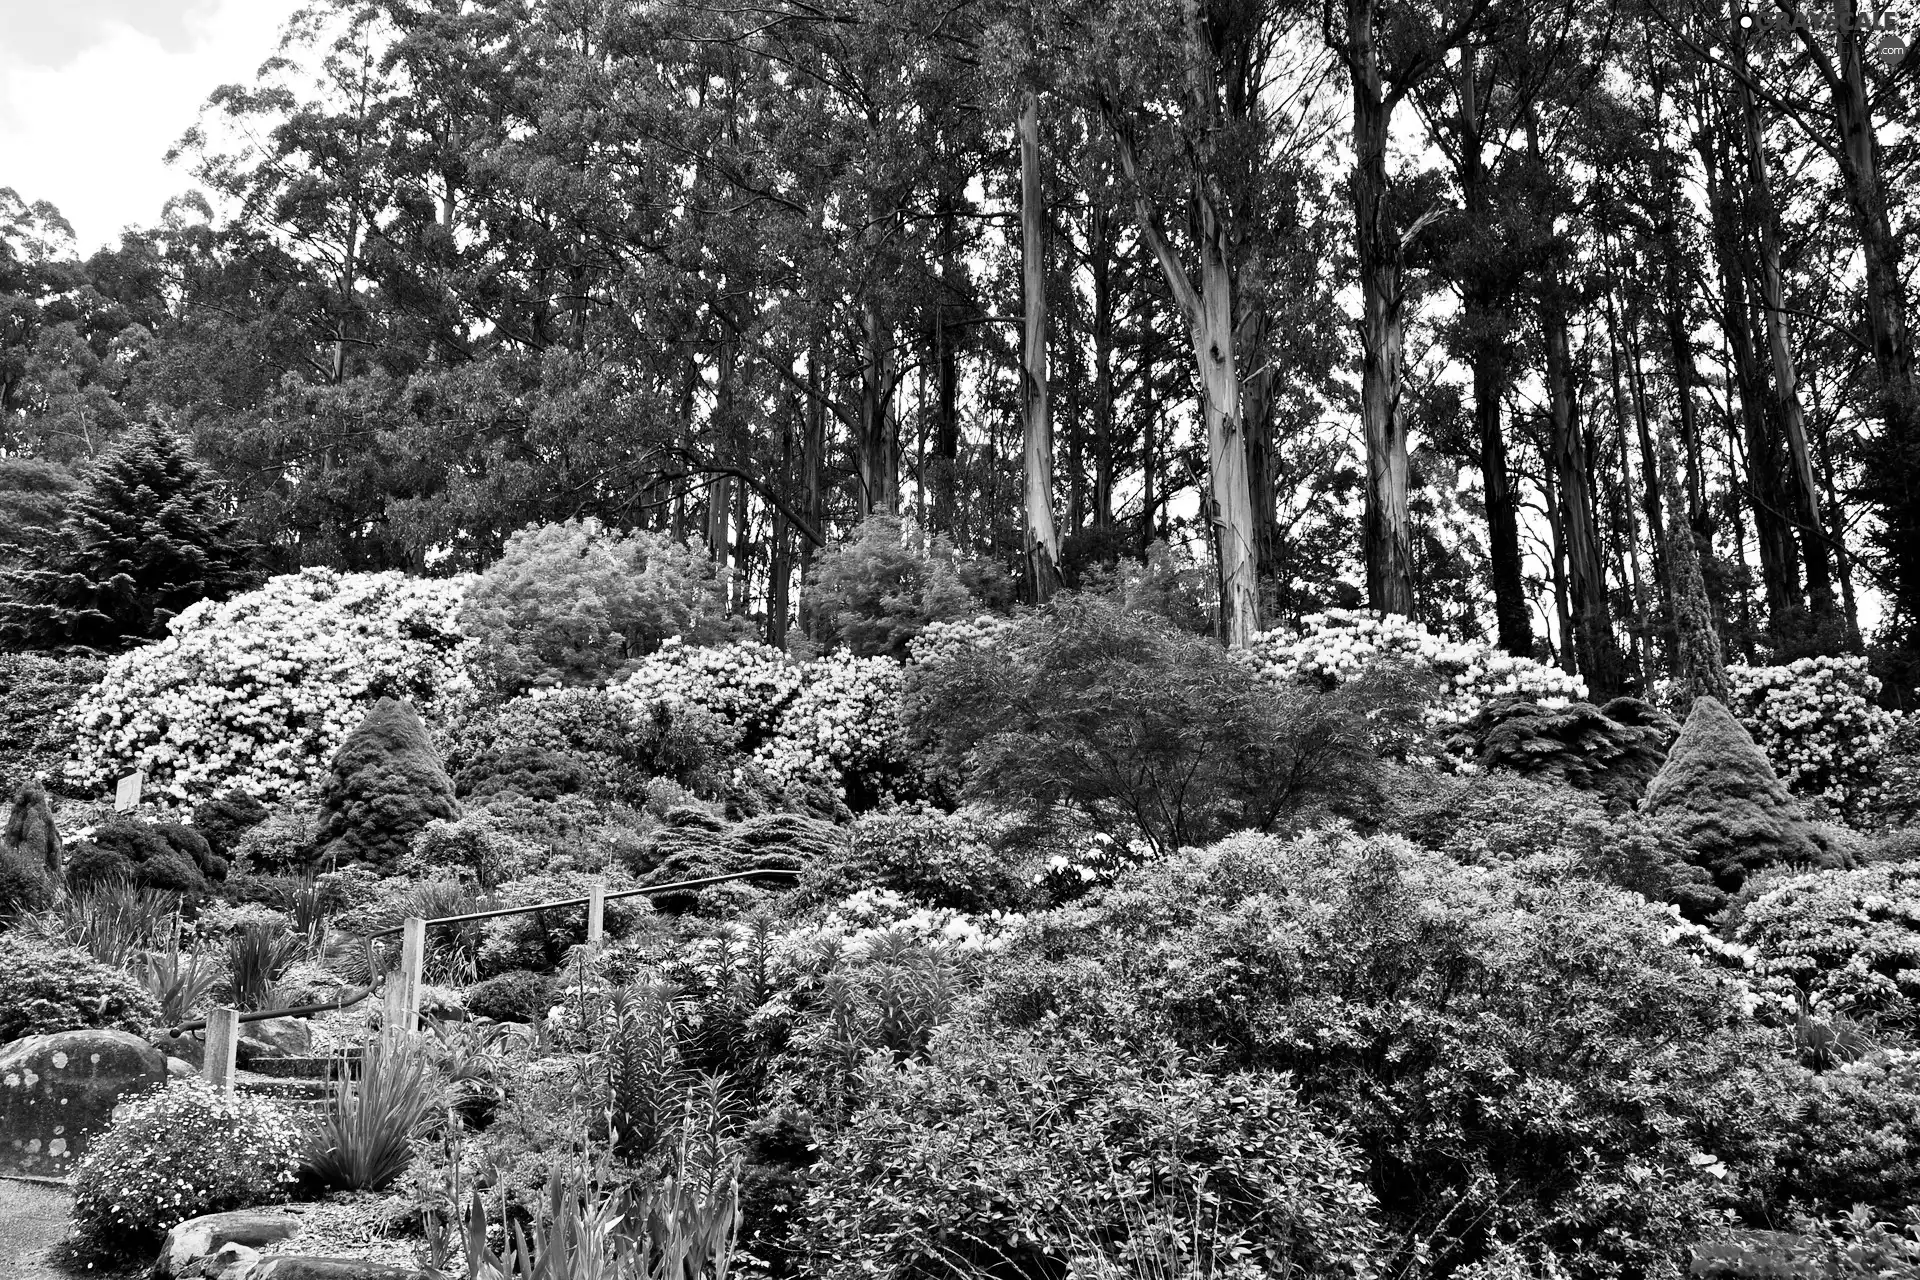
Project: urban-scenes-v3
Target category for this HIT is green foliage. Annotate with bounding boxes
[1641,696,1831,892]
[798,804,1034,915]
[1448,696,1675,805]
[0,843,55,917]
[793,1027,1385,1280]
[979,829,1792,1279]
[467,969,560,1023]
[459,518,737,695]
[627,808,835,912]
[65,813,225,897]
[802,515,987,660]
[314,696,460,874]
[70,1076,303,1258]
[1726,863,1920,1033]
[0,423,258,651]
[0,931,160,1041]
[189,788,271,860]
[407,811,543,891]
[1873,827,1920,864]
[226,919,303,1010]
[303,1032,447,1192]
[136,936,225,1026]
[0,456,78,565]
[908,594,1416,853]
[25,877,179,967]
[0,650,103,791]
[1764,1050,1920,1220]
[476,871,651,976]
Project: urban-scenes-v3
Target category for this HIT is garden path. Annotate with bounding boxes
[0,1176,73,1279]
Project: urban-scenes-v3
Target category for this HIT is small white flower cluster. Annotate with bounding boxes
[1032,831,1156,901]
[1731,864,1920,1022]
[1240,609,1587,728]
[64,568,475,805]
[752,650,908,799]
[1726,655,1901,822]
[806,886,1025,959]
[907,614,1016,668]
[610,638,802,736]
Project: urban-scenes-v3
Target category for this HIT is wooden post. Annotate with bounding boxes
[203,1006,239,1096]
[384,917,426,1038]
[586,877,606,945]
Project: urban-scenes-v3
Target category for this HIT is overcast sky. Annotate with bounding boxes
[0,0,299,254]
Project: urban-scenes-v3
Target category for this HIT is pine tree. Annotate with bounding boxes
[0,424,258,651]
[314,697,459,874]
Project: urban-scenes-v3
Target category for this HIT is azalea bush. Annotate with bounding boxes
[1726,862,1920,1032]
[0,932,160,1040]
[1241,608,1587,730]
[70,1076,303,1257]
[65,568,475,806]
[1726,655,1901,824]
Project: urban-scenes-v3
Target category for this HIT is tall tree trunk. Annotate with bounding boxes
[1108,116,1260,646]
[1737,33,1837,628]
[1018,91,1062,603]
[857,301,900,517]
[1456,46,1530,655]
[1090,200,1117,530]
[1657,431,1730,706]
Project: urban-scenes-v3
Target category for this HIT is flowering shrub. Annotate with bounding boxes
[612,638,801,748]
[1241,608,1586,729]
[1726,656,1901,824]
[753,650,916,809]
[69,1076,303,1257]
[810,887,1026,959]
[798,805,1035,915]
[1032,830,1158,905]
[66,569,474,806]
[1766,1050,1920,1220]
[904,614,1016,669]
[1728,863,1920,1031]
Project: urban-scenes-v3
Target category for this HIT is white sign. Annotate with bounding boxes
[114,772,144,812]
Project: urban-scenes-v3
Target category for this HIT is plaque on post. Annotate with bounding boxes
[114,771,145,812]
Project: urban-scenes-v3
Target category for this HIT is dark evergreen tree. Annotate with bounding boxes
[314,697,459,874]
[0,423,258,651]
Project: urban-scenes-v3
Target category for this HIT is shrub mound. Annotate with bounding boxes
[65,814,226,896]
[70,1076,302,1257]
[1729,862,1920,1032]
[466,969,560,1023]
[0,933,160,1041]
[1449,695,1675,805]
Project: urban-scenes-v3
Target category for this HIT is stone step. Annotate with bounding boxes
[235,1072,336,1103]
[245,1054,363,1081]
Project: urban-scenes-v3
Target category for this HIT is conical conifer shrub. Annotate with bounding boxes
[314,697,459,874]
[1641,696,1831,891]
[0,423,257,650]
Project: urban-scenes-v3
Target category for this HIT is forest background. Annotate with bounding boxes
[1,0,1917,707]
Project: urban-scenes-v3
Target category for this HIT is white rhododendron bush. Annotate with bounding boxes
[609,637,802,740]
[1239,608,1587,727]
[66,568,475,805]
[1726,655,1900,823]
[907,614,1017,667]
[754,650,909,799]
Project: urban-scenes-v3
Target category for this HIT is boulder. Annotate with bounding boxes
[0,1028,166,1176]
[157,1210,302,1278]
[153,1031,208,1067]
[167,1055,196,1077]
[236,1017,312,1065]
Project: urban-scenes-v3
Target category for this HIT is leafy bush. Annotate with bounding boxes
[1726,862,1920,1032]
[1641,696,1832,892]
[0,423,259,652]
[798,805,1033,915]
[0,650,103,789]
[313,696,460,874]
[189,788,270,860]
[978,829,1792,1278]
[793,1027,1384,1280]
[0,844,55,917]
[25,878,179,967]
[1240,607,1587,730]
[136,937,225,1026]
[801,515,985,660]
[0,932,160,1041]
[405,811,542,891]
[475,870,651,976]
[227,801,318,873]
[631,809,837,913]
[1447,696,1676,806]
[226,919,304,1010]
[302,1032,446,1192]
[1765,1050,1920,1219]
[466,969,559,1023]
[65,567,474,804]
[1874,827,1920,864]
[909,595,1414,853]
[70,1076,303,1257]
[1727,655,1900,824]
[65,813,225,897]
[458,518,736,695]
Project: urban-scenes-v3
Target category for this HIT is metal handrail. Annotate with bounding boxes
[166,983,376,1037]
[362,866,802,939]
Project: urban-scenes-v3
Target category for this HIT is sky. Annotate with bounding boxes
[0,0,300,254]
